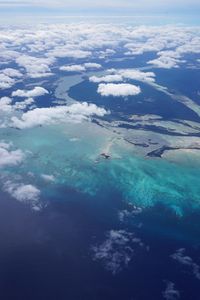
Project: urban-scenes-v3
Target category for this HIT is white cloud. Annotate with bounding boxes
[4,181,41,210]
[171,248,200,280]
[92,69,156,83]
[0,142,25,167]
[97,83,141,97]
[0,97,13,113]
[92,229,142,274]
[0,73,15,90]
[0,24,199,77]
[12,86,49,98]
[147,56,180,69]
[41,174,55,182]
[60,65,86,72]
[90,74,123,83]
[11,102,108,129]
[12,184,40,203]
[84,63,102,69]
[2,68,23,78]
[14,98,35,110]
[60,62,102,73]
[118,206,142,222]
[163,281,180,300]
[60,63,101,72]
[48,49,91,59]
[117,69,156,83]
[0,96,35,119]
[0,68,22,90]
[16,55,54,78]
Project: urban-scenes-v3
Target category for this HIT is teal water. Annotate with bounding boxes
[2,120,200,217]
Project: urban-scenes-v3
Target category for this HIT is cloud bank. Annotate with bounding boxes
[11,102,108,129]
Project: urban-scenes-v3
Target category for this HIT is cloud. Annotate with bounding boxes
[60,63,102,73]
[0,97,35,120]
[14,98,35,110]
[0,74,16,90]
[92,229,143,274]
[97,83,141,97]
[0,68,23,90]
[41,174,55,182]
[84,63,102,69]
[11,102,108,129]
[60,65,86,72]
[118,206,143,222]
[0,24,200,78]
[163,281,180,300]
[117,69,156,83]
[90,74,123,83]
[4,181,41,210]
[91,69,156,84]
[0,97,15,128]
[171,248,200,280]
[0,97,13,113]
[2,68,23,78]
[16,55,54,78]
[12,86,49,98]
[0,142,25,167]
[48,49,91,59]
[147,56,180,69]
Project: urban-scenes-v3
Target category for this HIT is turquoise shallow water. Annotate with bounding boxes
[2,120,200,217]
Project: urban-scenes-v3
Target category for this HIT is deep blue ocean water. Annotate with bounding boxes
[0,187,200,300]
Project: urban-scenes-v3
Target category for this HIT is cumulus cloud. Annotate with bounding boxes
[163,281,180,300]
[147,56,180,69]
[0,97,13,113]
[0,73,16,90]
[4,181,41,210]
[90,74,123,83]
[91,69,155,84]
[97,83,141,97]
[11,102,108,129]
[14,98,35,110]
[60,65,86,72]
[60,62,102,72]
[0,24,199,78]
[118,206,142,222]
[48,49,91,59]
[92,229,143,274]
[41,174,55,182]
[0,97,15,128]
[117,69,156,83]
[0,68,22,90]
[0,96,35,119]
[171,248,200,280]
[0,141,25,167]
[2,68,23,78]
[16,55,54,78]
[84,63,102,69]
[12,86,49,98]
[0,68,22,89]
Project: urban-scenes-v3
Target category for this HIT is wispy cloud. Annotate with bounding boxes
[0,0,199,12]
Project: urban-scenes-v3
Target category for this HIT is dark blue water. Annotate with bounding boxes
[153,68,200,103]
[0,187,200,300]
[68,80,200,123]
